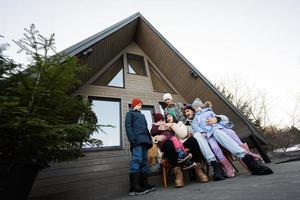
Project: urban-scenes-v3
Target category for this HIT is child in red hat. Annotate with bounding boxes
[125,98,156,196]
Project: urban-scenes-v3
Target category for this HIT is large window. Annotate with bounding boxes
[84,97,121,149]
[92,56,124,88]
[127,53,147,76]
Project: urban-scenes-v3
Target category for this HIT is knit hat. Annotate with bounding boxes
[131,98,143,108]
[163,93,173,101]
[183,104,195,112]
[191,98,204,109]
[153,113,164,123]
[165,110,177,122]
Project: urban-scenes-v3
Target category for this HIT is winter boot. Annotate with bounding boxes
[129,173,148,196]
[182,160,197,170]
[140,173,156,192]
[194,163,209,183]
[220,159,235,178]
[210,161,225,181]
[242,155,273,175]
[240,143,261,160]
[174,166,184,188]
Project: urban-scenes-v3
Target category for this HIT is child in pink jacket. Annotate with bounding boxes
[151,112,196,170]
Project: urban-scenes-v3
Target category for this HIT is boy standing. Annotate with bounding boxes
[125,98,156,196]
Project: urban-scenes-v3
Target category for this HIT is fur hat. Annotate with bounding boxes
[153,113,164,123]
[191,98,204,109]
[131,98,143,108]
[163,93,173,101]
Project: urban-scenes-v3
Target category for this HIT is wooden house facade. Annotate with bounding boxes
[29,13,270,200]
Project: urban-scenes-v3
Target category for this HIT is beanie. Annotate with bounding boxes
[153,113,164,123]
[131,98,143,108]
[163,93,173,101]
[165,110,177,122]
[192,98,204,109]
[183,104,195,112]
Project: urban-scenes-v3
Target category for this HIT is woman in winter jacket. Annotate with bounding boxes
[150,113,196,170]
[151,111,209,187]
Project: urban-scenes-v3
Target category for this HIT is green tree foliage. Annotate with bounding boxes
[0,25,100,165]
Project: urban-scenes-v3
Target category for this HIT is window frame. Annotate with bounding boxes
[126,53,148,76]
[91,55,125,89]
[82,96,123,152]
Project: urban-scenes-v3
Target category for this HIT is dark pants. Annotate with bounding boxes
[162,136,205,166]
[183,136,205,162]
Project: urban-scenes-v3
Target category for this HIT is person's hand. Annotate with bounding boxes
[154,135,167,142]
[206,117,217,125]
[158,122,168,130]
[165,123,174,129]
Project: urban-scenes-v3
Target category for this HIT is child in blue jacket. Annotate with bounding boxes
[125,98,156,196]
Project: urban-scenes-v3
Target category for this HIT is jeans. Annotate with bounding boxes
[130,145,149,173]
[212,129,246,159]
[193,132,217,163]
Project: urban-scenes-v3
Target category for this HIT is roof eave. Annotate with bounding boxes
[61,12,142,57]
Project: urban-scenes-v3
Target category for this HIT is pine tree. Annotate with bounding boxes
[0,25,100,165]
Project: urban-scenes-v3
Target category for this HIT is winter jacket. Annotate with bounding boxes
[171,121,188,140]
[125,109,152,150]
[192,108,234,138]
[164,102,186,122]
[150,123,174,150]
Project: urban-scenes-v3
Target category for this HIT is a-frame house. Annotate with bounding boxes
[29,12,270,200]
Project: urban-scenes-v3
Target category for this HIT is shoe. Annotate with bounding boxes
[242,155,273,175]
[220,159,235,178]
[178,153,192,163]
[129,173,149,196]
[174,166,184,187]
[140,173,156,192]
[210,161,225,181]
[182,160,197,170]
[194,163,209,183]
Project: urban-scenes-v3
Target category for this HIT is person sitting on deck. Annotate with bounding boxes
[162,93,226,181]
[151,112,197,170]
[191,98,273,176]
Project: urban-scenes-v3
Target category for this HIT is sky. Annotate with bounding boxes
[1,0,300,127]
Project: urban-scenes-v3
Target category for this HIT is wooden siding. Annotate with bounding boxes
[76,19,138,82]
[29,43,186,200]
